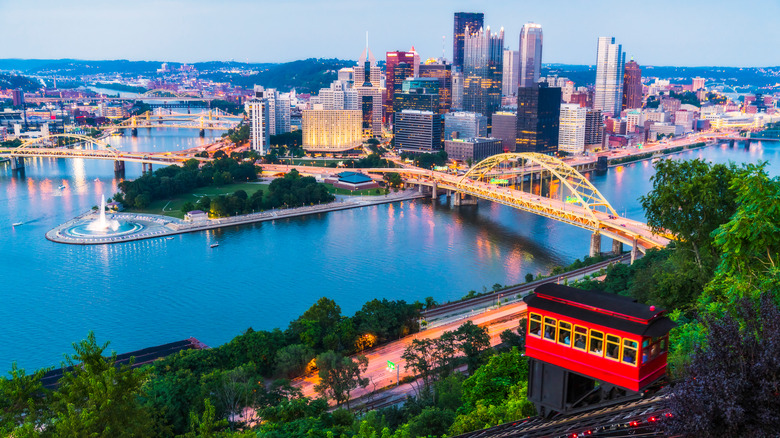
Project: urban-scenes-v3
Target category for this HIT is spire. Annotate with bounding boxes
[358,31,376,66]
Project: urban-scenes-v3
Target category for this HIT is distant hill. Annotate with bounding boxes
[0,73,41,92]
[200,58,356,93]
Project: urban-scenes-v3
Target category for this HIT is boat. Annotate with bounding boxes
[58,185,66,189]
[166,237,174,240]
[94,178,100,182]
[12,222,22,227]
[111,131,123,136]
[210,243,219,248]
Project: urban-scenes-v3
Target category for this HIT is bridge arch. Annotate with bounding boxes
[458,153,619,228]
[19,134,119,156]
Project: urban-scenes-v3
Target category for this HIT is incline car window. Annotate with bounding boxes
[529,313,542,337]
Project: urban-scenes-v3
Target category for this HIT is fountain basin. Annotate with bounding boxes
[65,221,144,237]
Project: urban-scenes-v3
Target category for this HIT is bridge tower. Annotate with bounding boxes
[199,117,205,137]
[114,160,125,178]
[131,115,138,137]
[10,156,25,172]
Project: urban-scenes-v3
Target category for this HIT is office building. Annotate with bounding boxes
[245,86,270,154]
[558,104,587,154]
[462,25,504,122]
[395,78,441,114]
[12,89,24,107]
[317,81,359,111]
[452,71,464,110]
[419,61,453,113]
[502,50,519,96]
[394,110,441,152]
[354,43,384,136]
[519,23,543,87]
[444,111,487,140]
[453,12,484,71]
[338,68,354,85]
[491,111,517,152]
[585,109,604,149]
[302,109,362,152]
[262,88,292,136]
[622,60,642,110]
[692,77,705,92]
[386,51,419,122]
[445,137,503,162]
[594,37,625,117]
[516,83,561,155]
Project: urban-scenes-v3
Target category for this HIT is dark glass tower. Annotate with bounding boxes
[386,59,415,123]
[622,60,642,110]
[462,25,504,124]
[516,83,561,155]
[453,12,484,71]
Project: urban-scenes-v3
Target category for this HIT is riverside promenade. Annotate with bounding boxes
[46,189,425,245]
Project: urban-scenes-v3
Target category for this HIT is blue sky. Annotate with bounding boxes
[1,0,778,66]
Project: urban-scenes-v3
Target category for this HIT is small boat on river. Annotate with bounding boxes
[12,222,23,227]
[210,243,219,248]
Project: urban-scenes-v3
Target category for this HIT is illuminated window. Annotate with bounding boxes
[558,321,572,346]
[573,326,588,351]
[543,317,556,342]
[605,335,621,361]
[589,330,604,356]
[529,313,542,337]
[622,339,638,366]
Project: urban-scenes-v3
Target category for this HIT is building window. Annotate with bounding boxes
[589,330,604,356]
[605,334,621,361]
[543,317,556,342]
[529,313,542,337]
[573,326,588,351]
[558,321,572,346]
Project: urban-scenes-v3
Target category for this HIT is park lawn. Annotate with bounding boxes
[130,182,270,219]
[323,184,385,196]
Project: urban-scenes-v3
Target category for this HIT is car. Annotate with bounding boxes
[608,215,617,219]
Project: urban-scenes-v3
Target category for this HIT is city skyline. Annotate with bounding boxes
[2,0,779,67]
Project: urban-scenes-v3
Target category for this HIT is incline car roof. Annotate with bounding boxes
[524,283,676,337]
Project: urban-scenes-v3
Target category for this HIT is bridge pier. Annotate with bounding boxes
[199,129,205,138]
[630,239,640,265]
[10,156,24,172]
[431,182,438,200]
[589,232,601,258]
[611,239,623,255]
[114,160,125,178]
[131,128,138,137]
[453,192,478,206]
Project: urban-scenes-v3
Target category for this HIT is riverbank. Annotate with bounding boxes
[45,189,425,245]
[607,141,709,167]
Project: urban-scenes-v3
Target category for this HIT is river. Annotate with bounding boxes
[1,131,778,372]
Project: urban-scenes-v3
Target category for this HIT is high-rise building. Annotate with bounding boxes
[338,68,354,85]
[394,110,441,152]
[445,137,503,162]
[395,78,440,114]
[419,61,453,113]
[444,111,487,140]
[354,43,384,136]
[317,81,359,111]
[463,25,504,123]
[491,111,517,152]
[516,83,561,155]
[302,109,362,152]
[519,23,543,87]
[11,89,24,107]
[453,12,484,71]
[502,50,520,96]
[594,37,625,117]
[386,51,418,123]
[622,60,642,110]
[692,77,705,92]
[558,104,587,154]
[585,109,604,149]
[451,71,464,110]
[245,85,270,154]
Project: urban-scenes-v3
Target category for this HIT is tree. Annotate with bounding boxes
[181,201,196,213]
[460,348,529,411]
[288,297,347,352]
[664,294,780,437]
[454,321,491,373]
[640,159,740,269]
[49,332,155,437]
[382,172,402,188]
[499,318,527,350]
[313,351,369,409]
[274,344,315,378]
[401,338,438,391]
[0,363,50,433]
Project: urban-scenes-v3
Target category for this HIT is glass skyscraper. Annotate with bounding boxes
[516,83,561,155]
[519,23,543,88]
[453,12,484,71]
[594,37,625,117]
[462,25,504,124]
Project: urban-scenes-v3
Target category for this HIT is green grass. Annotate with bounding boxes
[323,184,385,196]
[130,182,269,219]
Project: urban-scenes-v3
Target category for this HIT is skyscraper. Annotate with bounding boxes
[462,25,504,123]
[558,103,587,154]
[419,60,453,113]
[385,50,418,123]
[519,23,543,87]
[451,71,464,110]
[245,86,270,154]
[502,50,519,96]
[516,83,561,155]
[622,60,642,110]
[354,42,384,137]
[594,37,625,117]
[453,12,484,71]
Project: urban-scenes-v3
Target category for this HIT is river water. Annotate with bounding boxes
[1,131,778,372]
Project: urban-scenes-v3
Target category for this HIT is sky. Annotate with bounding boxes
[1,0,778,67]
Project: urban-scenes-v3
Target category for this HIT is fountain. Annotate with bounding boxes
[86,196,121,232]
[61,194,145,239]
